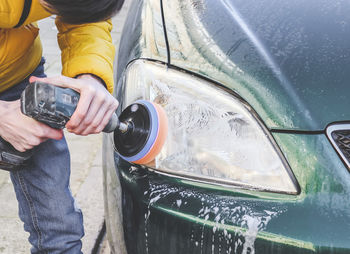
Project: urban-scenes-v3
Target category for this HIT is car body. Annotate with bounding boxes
[102,0,350,253]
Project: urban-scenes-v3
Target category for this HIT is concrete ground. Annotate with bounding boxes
[0,0,131,253]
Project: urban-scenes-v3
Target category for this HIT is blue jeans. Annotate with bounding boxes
[0,59,84,253]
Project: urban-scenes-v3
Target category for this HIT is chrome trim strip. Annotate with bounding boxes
[144,166,299,195]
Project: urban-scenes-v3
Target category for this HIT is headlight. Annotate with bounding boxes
[118,59,298,194]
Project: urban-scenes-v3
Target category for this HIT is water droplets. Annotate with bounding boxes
[176,199,182,207]
[142,182,285,253]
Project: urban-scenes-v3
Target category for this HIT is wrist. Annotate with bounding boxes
[76,74,107,89]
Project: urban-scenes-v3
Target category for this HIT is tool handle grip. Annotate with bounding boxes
[103,113,120,133]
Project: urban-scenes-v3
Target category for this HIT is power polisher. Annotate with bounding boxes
[0,81,168,171]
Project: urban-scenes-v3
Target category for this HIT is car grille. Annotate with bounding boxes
[327,124,350,170]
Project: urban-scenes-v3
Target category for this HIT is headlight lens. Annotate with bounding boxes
[119,59,298,194]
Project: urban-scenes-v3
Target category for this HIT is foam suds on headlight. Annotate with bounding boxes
[121,59,298,194]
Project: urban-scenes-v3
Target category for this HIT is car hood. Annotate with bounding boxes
[162,0,350,131]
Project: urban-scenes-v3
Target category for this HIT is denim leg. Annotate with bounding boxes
[0,58,84,253]
[10,138,84,254]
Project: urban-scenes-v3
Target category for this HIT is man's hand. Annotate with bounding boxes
[0,100,63,152]
[30,75,119,135]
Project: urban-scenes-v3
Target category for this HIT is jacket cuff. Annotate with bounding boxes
[61,55,114,93]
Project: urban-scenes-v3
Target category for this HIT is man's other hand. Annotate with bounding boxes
[29,75,119,135]
[0,100,63,152]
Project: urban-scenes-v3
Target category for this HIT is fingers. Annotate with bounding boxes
[67,92,118,135]
[12,137,48,152]
[79,100,116,135]
[21,124,63,151]
[95,104,118,133]
[68,93,105,134]
[66,91,94,132]
[65,80,102,133]
[3,124,63,152]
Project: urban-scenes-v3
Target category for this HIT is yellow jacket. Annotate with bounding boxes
[0,0,115,93]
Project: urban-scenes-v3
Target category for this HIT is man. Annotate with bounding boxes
[0,0,124,252]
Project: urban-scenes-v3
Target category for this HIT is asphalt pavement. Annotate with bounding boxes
[0,1,131,253]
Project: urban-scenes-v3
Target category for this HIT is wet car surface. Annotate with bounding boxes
[103,0,350,253]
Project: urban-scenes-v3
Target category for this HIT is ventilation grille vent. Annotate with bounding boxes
[327,125,350,170]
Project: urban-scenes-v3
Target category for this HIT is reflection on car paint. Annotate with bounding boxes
[163,0,350,130]
[219,0,315,129]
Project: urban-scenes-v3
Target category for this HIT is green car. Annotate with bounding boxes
[102,0,350,253]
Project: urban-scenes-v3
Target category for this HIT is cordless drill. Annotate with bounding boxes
[0,81,168,171]
[0,81,122,171]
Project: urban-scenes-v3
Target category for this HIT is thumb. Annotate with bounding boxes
[29,76,82,93]
[40,124,64,140]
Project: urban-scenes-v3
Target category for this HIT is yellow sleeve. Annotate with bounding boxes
[0,0,22,27]
[0,0,50,28]
[55,19,116,93]
[24,0,51,25]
